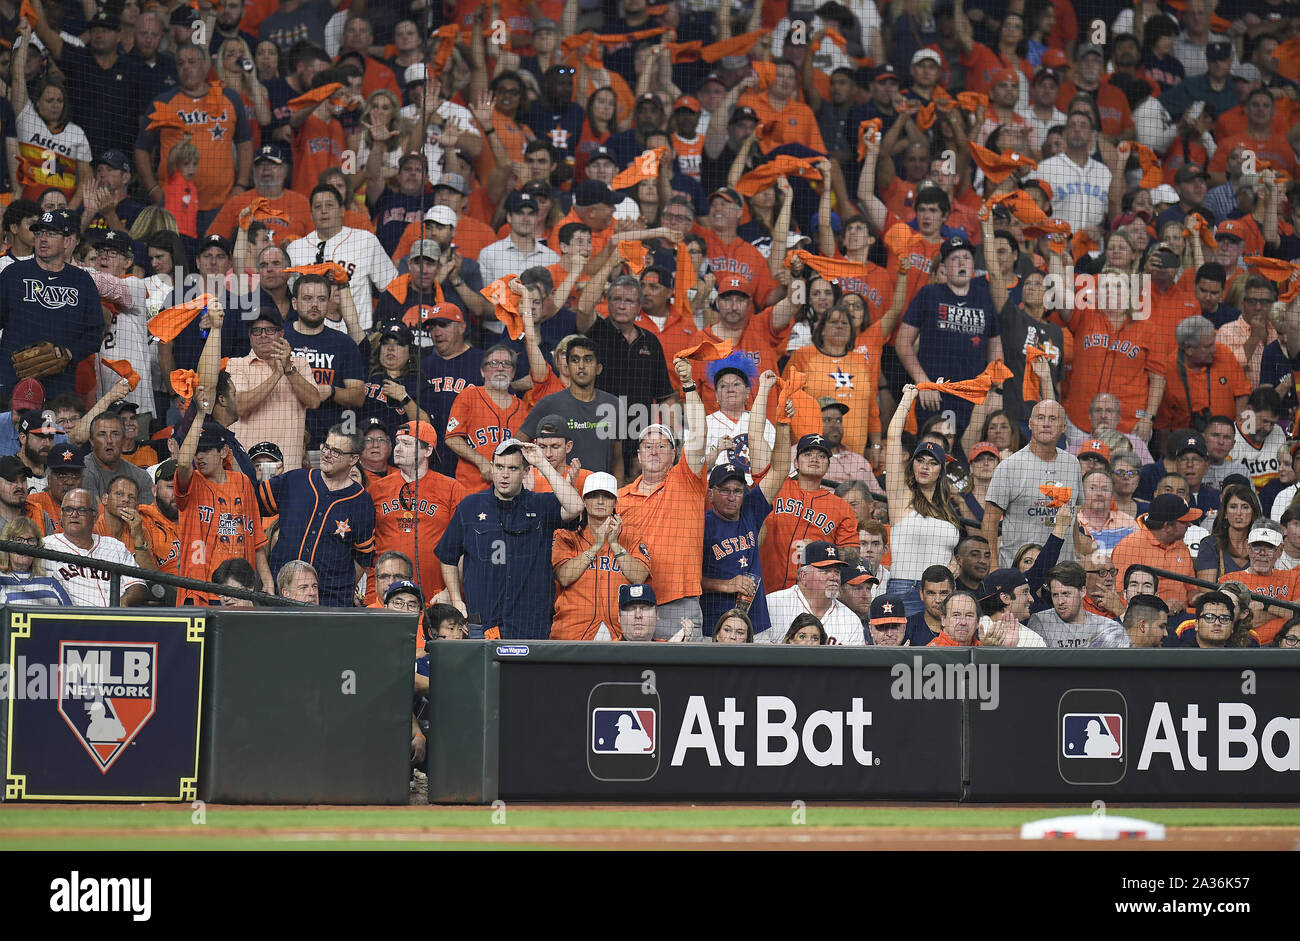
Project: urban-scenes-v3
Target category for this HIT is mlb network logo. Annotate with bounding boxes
[588,682,660,782]
[57,641,158,774]
[1058,689,1127,785]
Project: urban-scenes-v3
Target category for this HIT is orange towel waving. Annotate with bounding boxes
[288,83,343,111]
[148,294,218,343]
[1038,484,1073,509]
[915,361,1014,404]
[19,0,37,23]
[769,370,823,439]
[618,240,649,275]
[988,191,1048,227]
[560,34,604,68]
[285,261,349,282]
[610,146,667,189]
[734,155,823,196]
[785,249,873,286]
[856,119,883,160]
[883,225,927,260]
[954,91,989,114]
[914,101,936,130]
[666,40,703,62]
[969,142,1037,183]
[1246,256,1300,302]
[675,338,734,363]
[701,30,765,63]
[1117,141,1163,189]
[1185,211,1217,251]
[751,61,777,92]
[674,243,694,318]
[824,27,848,50]
[1025,218,1071,241]
[1071,229,1099,262]
[1022,346,1050,402]
[431,25,461,72]
[101,358,141,391]
[482,277,525,340]
[146,103,187,132]
[170,369,199,408]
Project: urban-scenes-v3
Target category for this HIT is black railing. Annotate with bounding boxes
[0,539,304,607]
[1148,566,1300,616]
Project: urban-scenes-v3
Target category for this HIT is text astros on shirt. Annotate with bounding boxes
[772,497,836,536]
[1081,333,1142,359]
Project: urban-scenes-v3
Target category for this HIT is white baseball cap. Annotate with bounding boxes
[424,205,458,225]
[912,49,942,66]
[582,472,619,498]
[638,423,676,446]
[1248,526,1283,547]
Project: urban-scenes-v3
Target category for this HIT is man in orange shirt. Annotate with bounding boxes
[1055,43,1133,140]
[670,96,706,182]
[338,16,400,98]
[138,459,181,576]
[291,73,346,195]
[445,345,528,491]
[204,143,311,241]
[616,359,709,639]
[369,420,468,600]
[738,58,827,154]
[699,187,782,308]
[634,265,698,369]
[757,432,859,593]
[1222,523,1300,645]
[1208,88,1297,185]
[1111,494,1202,616]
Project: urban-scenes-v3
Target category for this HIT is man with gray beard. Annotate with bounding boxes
[762,541,864,645]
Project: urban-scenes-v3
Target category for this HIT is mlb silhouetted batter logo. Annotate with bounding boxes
[592,708,655,754]
[1063,713,1123,758]
[57,641,158,773]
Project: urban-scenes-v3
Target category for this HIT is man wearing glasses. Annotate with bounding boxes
[1080,552,1126,620]
[445,345,527,492]
[1217,276,1278,388]
[436,439,583,639]
[1156,315,1250,433]
[226,307,321,473]
[257,425,376,607]
[1177,592,1238,649]
[1219,523,1299,646]
[43,489,148,606]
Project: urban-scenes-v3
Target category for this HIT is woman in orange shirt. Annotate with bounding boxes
[785,306,876,456]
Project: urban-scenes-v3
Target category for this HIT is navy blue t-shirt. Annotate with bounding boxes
[903,611,939,647]
[372,189,429,256]
[903,277,1000,388]
[701,484,773,637]
[420,346,484,475]
[284,322,365,448]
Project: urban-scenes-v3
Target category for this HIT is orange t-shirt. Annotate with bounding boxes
[700,228,780,308]
[149,83,248,211]
[360,57,401,99]
[786,340,879,455]
[293,114,345,196]
[205,188,313,242]
[1112,525,1194,612]
[1063,309,1168,434]
[736,91,827,154]
[474,112,534,185]
[138,503,181,576]
[528,464,591,493]
[550,526,653,640]
[1209,131,1298,179]
[174,466,266,605]
[121,444,160,469]
[1224,568,1300,646]
[26,491,61,535]
[368,467,469,600]
[1055,80,1133,139]
[445,386,527,491]
[686,314,792,414]
[164,172,199,238]
[672,133,705,181]
[523,369,567,411]
[548,208,612,255]
[634,309,700,374]
[617,456,708,605]
[757,477,859,594]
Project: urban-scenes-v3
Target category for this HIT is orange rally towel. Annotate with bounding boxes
[969,142,1037,183]
[883,226,927,259]
[769,370,822,438]
[1245,256,1300,302]
[666,40,703,62]
[146,104,187,132]
[915,101,936,130]
[286,261,350,282]
[148,294,218,343]
[735,155,823,196]
[482,277,525,340]
[916,361,1014,404]
[101,358,141,391]
[1117,141,1163,189]
[989,191,1048,226]
[431,26,461,70]
[19,0,38,24]
[1185,211,1216,250]
[1022,346,1050,402]
[1071,229,1099,262]
[610,146,667,189]
[1038,484,1072,509]
[1025,218,1071,240]
[618,241,649,275]
[825,27,848,50]
[856,119,882,160]
[701,30,765,63]
[288,83,343,110]
[386,271,446,306]
[675,338,734,362]
[954,91,989,113]
[170,369,198,408]
[673,244,694,318]
[785,250,873,286]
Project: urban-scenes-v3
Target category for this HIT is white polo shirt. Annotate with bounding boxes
[762,586,866,646]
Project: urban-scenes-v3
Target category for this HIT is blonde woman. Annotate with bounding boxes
[0,517,72,606]
[352,89,406,193]
[214,37,271,132]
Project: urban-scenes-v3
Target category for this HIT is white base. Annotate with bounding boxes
[1020,815,1166,840]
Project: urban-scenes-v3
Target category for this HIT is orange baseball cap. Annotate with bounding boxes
[1041,48,1068,69]
[990,68,1017,87]
[1215,218,1246,242]
[420,303,464,324]
[969,441,1001,462]
[673,95,701,113]
[397,421,438,449]
[1079,439,1111,463]
[716,271,754,298]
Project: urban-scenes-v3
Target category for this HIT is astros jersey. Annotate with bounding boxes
[42,534,145,606]
[138,504,181,576]
[175,466,266,605]
[259,469,377,607]
[26,491,62,535]
[702,485,774,637]
[137,83,252,211]
[1221,568,1300,645]
[1063,308,1168,434]
[445,386,526,492]
[758,478,859,593]
[368,468,469,599]
[672,133,705,181]
[617,457,709,605]
[551,528,653,640]
[420,347,484,475]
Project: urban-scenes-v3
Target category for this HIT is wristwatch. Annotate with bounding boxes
[1135,410,1151,420]
[284,362,296,375]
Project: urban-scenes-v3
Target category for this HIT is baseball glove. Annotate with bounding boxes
[11,342,71,380]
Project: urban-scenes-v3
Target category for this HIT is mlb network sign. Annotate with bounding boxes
[1058,688,1300,787]
[58,642,157,774]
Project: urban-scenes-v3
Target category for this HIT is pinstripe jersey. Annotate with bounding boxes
[258,469,376,607]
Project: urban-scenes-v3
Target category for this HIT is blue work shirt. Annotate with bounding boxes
[435,487,568,640]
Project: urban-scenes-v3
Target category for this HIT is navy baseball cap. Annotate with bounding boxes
[380,321,414,346]
[196,420,228,451]
[912,440,948,465]
[92,149,131,171]
[587,146,620,168]
[1175,432,1209,458]
[384,579,424,605]
[939,235,975,262]
[710,186,744,207]
[199,232,232,256]
[575,179,619,206]
[618,583,657,608]
[254,143,288,164]
[30,211,70,234]
[505,191,539,213]
[0,456,27,482]
[18,409,59,435]
[534,414,570,440]
[803,541,847,567]
[708,462,747,489]
[846,562,879,586]
[980,568,1028,603]
[796,433,832,457]
[94,229,134,255]
[48,445,85,470]
[1146,493,1203,526]
[869,593,907,625]
[248,441,285,462]
[1206,40,1233,61]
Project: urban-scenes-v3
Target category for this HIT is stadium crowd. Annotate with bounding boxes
[0,0,1296,654]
